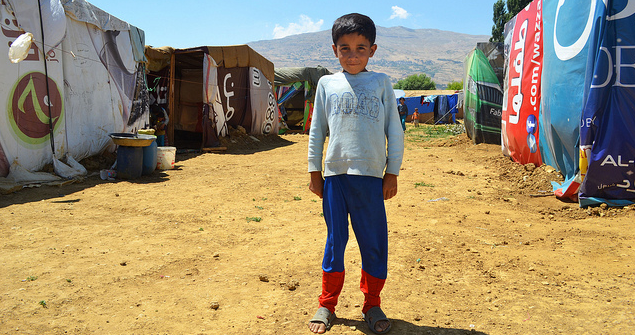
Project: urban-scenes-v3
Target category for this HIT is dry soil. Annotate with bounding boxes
[1,127,634,335]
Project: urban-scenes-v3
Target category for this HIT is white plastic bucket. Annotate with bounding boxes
[156,146,176,170]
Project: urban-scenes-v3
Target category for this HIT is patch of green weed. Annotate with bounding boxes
[415,182,434,188]
[405,124,465,143]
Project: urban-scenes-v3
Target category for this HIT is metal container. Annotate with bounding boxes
[109,133,156,147]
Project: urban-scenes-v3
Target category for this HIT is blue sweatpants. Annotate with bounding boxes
[322,174,388,279]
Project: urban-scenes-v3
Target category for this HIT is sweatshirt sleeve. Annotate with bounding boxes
[307,78,328,172]
[383,76,404,175]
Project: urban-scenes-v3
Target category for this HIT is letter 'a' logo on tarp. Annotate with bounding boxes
[8,72,63,145]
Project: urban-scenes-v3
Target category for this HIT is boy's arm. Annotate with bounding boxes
[308,78,328,199]
[309,171,325,198]
[383,76,404,176]
[383,173,398,200]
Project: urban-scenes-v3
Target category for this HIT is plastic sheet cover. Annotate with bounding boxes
[539,0,605,200]
[463,49,503,144]
[579,0,635,207]
[501,0,543,166]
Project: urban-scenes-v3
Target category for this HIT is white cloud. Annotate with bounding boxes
[273,15,324,39]
[390,6,410,20]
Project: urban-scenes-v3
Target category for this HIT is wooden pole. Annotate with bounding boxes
[168,52,176,146]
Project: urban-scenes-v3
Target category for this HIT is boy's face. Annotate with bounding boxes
[332,33,377,75]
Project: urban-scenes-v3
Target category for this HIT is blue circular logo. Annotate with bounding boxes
[526,114,537,134]
[527,134,538,153]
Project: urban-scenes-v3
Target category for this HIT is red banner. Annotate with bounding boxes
[502,0,543,165]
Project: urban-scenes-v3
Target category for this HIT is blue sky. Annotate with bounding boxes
[87,0,498,48]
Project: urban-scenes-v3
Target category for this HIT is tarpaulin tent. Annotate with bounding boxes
[500,0,635,207]
[397,92,461,125]
[274,66,331,133]
[463,48,503,144]
[145,45,278,148]
[579,0,635,206]
[399,96,429,122]
[539,0,605,200]
[476,42,505,87]
[0,0,148,178]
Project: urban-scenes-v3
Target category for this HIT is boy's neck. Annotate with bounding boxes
[343,69,369,74]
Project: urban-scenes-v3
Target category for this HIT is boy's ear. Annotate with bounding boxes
[332,44,338,57]
[369,44,377,57]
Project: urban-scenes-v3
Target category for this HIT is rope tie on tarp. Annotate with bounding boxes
[37,0,55,155]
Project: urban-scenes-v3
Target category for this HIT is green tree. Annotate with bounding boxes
[393,73,436,90]
[490,0,533,43]
[506,0,533,16]
[447,80,463,90]
[490,0,507,43]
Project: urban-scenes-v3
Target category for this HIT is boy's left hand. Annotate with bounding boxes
[382,173,398,200]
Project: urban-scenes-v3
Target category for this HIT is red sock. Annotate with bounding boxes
[318,270,345,314]
[360,269,385,314]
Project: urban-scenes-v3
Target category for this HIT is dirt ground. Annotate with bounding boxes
[1,125,634,335]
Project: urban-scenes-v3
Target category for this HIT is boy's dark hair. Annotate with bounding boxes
[332,13,376,45]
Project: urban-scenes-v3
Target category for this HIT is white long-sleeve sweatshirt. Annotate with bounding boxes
[307,71,404,178]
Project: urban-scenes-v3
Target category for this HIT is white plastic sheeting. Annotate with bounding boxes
[0,0,148,180]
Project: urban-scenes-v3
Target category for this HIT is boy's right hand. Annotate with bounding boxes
[309,171,324,198]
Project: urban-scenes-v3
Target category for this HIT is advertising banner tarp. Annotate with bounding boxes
[249,67,278,135]
[0,1,147,178]
[539,0,605,200]
[501,0,543,165]
[463,49,503,144]
[579,0,635,206]
[63,19,146,157]
[0,2,65,176]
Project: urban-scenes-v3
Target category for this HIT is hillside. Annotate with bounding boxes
[248,26,490,87]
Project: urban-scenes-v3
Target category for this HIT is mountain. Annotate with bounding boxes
[248,26,490,88]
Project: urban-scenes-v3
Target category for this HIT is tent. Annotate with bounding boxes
[500,0,635,207]
[397,91,461,125]
[476,42,504,88]
[0,0,148,178]
[145,45,278,149]
[274,66,331,133]
[463,48,503,144]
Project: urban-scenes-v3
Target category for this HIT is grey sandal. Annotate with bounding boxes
[362,306,392,334]
[308,307,336,332]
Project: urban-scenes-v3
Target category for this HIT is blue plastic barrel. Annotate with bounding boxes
[142,140,157,175]
[117,146,143,179]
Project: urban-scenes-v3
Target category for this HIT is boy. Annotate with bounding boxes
[150,104,169,146]
[412,108,420,127]
[307,13,404,334]
[398,97,408,131]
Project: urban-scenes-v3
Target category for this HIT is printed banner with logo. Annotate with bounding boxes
[539,0,605,200]
[203,55,279,141]
[501,0,543,165]
[579,0,635,206]
[249,67,278,135]
[0,2,65,177]
[463,48,503,144]
[0,1,147,178]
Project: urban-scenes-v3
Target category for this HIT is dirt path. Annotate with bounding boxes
[1,130,634,334]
